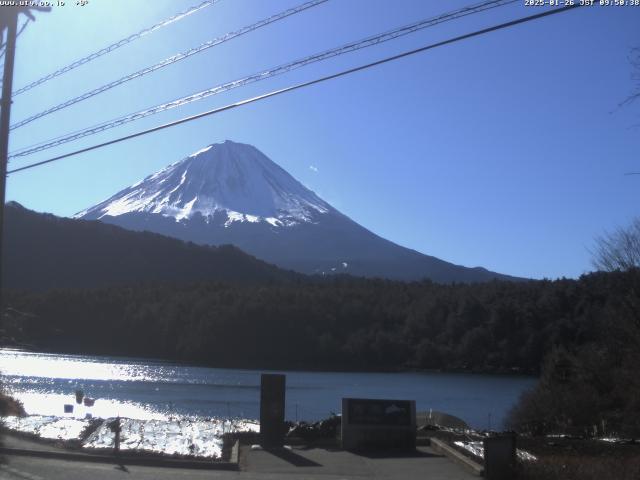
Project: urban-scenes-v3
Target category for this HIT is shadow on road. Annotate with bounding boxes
[262,447,322,467]
[352,448,443,459]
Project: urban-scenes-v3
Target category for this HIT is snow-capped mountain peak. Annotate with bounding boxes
[75,140,519,282]
[76,140,331,227]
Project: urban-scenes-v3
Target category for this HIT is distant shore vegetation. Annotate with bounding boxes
[3,267,639,435]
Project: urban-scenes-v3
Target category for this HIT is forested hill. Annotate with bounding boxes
[5,269,638,374]
[2,202,300,290]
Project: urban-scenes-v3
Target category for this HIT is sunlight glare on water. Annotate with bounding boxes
[0,348,537,428]
[0,348,169,382]
[11,392,168,420]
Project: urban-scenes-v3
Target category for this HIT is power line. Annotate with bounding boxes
[9,0,517,159]
[11,0,219,97]
[7,4,582,175]
[9,0,328,131]
[9,0,513,154]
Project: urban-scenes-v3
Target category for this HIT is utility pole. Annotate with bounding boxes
[0,6,49,327]
[0,8,19,330]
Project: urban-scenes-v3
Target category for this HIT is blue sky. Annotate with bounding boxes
[5,0,640,280]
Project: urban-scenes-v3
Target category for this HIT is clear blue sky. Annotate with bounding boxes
[5,0,640,280]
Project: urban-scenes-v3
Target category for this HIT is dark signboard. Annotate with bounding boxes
[341,398,416,450]
[259,373,286,447]
[484,434,517,480]
[346,398,413,426]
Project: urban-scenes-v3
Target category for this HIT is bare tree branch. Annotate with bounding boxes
[592,217,640,271]
[619,47,640,108]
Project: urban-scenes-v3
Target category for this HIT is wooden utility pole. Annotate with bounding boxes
[0,6,49,325]
[0,8,19,328]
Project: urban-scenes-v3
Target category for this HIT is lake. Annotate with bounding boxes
[0,348,536,429]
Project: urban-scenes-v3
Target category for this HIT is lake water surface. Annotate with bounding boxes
[0,348,536,429]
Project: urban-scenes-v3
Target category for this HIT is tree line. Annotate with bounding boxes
[4,269,636,377]
[4,213,640,436]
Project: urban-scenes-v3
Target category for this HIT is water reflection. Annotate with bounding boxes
[9,391,167,420]
[0,348,171,382]
[0,348,537,428]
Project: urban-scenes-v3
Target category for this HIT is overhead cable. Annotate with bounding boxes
[7,3,582,175]
[9,0,328,131]
[9,0,517,159]
[12,0,220,96]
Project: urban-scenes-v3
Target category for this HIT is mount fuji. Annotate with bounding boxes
[76,140,517,282]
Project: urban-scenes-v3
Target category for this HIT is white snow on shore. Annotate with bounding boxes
[453,440,537,462]
[3,415,91,441]
[2,415,259,459]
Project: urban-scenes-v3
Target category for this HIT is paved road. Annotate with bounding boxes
[0,456,228,480]
[0,433,477,479]
[242,444,477,479]
[0,445,477,480]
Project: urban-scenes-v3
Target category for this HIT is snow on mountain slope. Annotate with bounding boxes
[76,140,331,227]
[76,140,521,283]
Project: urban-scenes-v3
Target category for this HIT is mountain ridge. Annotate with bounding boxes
[76,140,522,283]
[3,201,300,291]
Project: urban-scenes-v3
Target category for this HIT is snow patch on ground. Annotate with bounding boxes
[453,440,537,462]
[3,415,91,441]
[3,415,260,459]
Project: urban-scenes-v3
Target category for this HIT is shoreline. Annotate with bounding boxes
[0,345,538,378]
